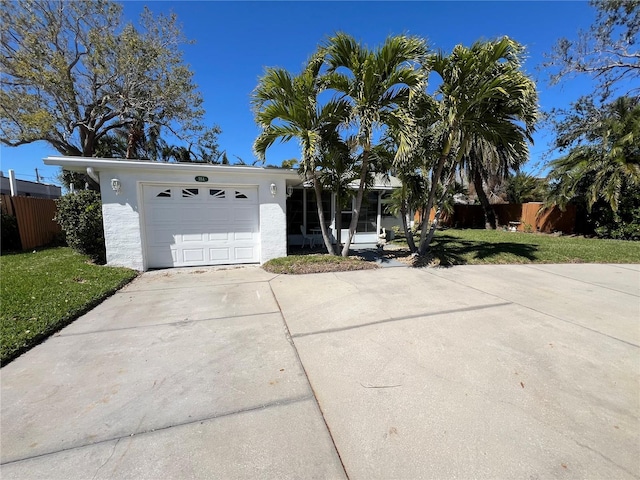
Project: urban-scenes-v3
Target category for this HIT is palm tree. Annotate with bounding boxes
[413,37,537,253]
[380,116,431,253]
[460,133,530,229]
[547,96,640,213]
[323,33,428,256]
[316,134,360,249]
[386,170,427,252]
[252,54,349,254]
[506,172,546,204]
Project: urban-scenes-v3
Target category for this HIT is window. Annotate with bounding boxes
[235,191,248,199]
[381,192,395,217]
[182,188,199,197]
[156,189,171,198]
[356,191,379,232]
[286,188,304,235]
[305,190,331,230]
[209,189,225,198]
[340,192,379,232]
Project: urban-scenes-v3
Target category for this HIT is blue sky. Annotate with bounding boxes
[1,1,600,185]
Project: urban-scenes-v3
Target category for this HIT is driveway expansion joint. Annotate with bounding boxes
[423,268,640,348]
[55,311,282,337]
[268,279,351,479]
[523,264,640,297]
[291,301,512,338]
[0,394,314,466]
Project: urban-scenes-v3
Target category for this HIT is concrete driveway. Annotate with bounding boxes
[1,264,639,479]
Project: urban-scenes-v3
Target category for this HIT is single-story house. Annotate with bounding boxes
[44,156,407,271]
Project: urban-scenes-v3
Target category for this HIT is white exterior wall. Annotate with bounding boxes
[84,163,292,271]
[258,176,288,262]
[98,174,146,271]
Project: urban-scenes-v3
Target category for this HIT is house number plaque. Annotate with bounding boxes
[194,176,208,182]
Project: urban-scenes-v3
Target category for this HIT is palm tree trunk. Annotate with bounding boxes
[341,149,370,257]
[418,153,447,255]
[400,201,417,252]
[312,173,335,255]
[473,168,497,229]
[425,205,443,247]
[335,188,342,249]
[419,132,471,254]
[423,167,458,251]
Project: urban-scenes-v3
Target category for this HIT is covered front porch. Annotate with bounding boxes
[285,177,408,249]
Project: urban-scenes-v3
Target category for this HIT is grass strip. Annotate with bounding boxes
[1,247,137,365]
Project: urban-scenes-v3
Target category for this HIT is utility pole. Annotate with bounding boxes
[35,168,40,183]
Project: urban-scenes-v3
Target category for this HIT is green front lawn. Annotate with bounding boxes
[394,229,640,265]
[1,247,137,365]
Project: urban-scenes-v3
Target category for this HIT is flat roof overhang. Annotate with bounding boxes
[43,156,300,180]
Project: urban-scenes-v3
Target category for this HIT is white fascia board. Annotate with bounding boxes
[43,156,299,179]
[299,176,400,191]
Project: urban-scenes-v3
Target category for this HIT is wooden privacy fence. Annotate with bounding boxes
[433,202,576,234]
[1,194,61,250]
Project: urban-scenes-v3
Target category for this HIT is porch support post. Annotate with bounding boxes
[330,193,335,236]
[302,188,307,229]
[377,191,382,235]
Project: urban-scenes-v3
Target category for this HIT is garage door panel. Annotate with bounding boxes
[202,208,232,223]
[143,184,260,268]
[233,231,256,241]
[145,186,175,200]
[232,221,258,232]
[235,247,257,260]
[147,207,182,224]
[232,204,258,215]
[147,247,178,267]
[208,232,230,241]
[177,208,216,223]
[182,233,206,242]
[147,228,177,246]
[178,188,205,201]
[182,249,205,262]
[209,248,231,261]
[232,188,258,203]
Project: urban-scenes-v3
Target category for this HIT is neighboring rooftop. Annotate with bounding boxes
[1,171,62,199]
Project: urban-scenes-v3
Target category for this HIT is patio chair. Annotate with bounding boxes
[300,225,315,248]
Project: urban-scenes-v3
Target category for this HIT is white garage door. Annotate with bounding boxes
[142,184,259,268]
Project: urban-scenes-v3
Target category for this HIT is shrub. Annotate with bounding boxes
[1,213,21,252]
[391,225,403,238]
[506,172,546,203]
[575,184,640,240]
[55,190,105,263]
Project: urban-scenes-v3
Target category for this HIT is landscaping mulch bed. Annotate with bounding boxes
[263,252,378,275]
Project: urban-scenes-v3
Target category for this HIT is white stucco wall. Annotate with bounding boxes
[98,174,146,271]
[44,157,296,271]
[258,176,288,263]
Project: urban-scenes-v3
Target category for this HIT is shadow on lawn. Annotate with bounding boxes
[288,233,539,267]
[384,233,539,266]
